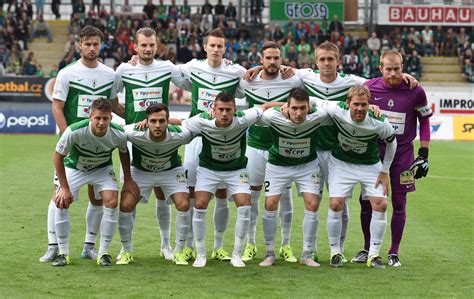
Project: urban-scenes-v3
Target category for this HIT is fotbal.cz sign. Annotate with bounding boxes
[377,4,473,26]
[0,76,55,103]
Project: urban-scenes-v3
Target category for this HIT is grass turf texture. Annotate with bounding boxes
[0,135,472,297]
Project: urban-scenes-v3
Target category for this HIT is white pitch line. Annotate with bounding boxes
[429,175,474,181]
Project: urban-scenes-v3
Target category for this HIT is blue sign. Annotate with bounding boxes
[0,106,56,134]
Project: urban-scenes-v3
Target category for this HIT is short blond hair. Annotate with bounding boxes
[347,85,371,103]
[316,41,340,60]
[380,50,403,67]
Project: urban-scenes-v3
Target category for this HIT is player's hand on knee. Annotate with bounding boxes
[410,148,429,179]
[123,179,140,201]
[375,172,390,196]
[55,188,73,209]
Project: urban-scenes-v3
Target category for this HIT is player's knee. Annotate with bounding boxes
[372,199,387,212]
[120,200,135,213]
[175,200,190,212]
[329,199,344,212]
[264,198,279,211]
[215,188,227,198]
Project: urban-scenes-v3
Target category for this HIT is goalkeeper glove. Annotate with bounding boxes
[409,147,429,179]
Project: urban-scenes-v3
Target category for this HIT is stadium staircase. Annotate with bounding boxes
[420,56,465,83]
[28,20,70,74]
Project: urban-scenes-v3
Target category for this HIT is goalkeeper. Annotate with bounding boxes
[351,51,432,268]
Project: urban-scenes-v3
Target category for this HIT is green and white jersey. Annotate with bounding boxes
[296,69,366,151]
[124,124,194,172]
[52,60,117,125]
[239,72,303,150]
[259,106,331,167]
[56,119,127,172]
[324,101,395,165]
[115,60,191,125]
[184,107,263,171]
[180,59,246,118]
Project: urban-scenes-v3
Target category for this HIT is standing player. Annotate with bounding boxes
[239,41,303,262]
[292,41,416,262]
[115,27,191,261]
[179,28,247,261]
[351,51,432,267]
[52,98,139,266]
[40,26,121,263]
[182,92,274,267]
[320,85,397,268]
[258,88,330,267]
[118,104,194,265]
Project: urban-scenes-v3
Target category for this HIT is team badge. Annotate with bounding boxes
[176,171,186,184]
[240,172,249,184]
[388,99,394,109]
[400,170,414,185]
[109,169,117,182]
[92,79,97,88]
[311,172,321,185]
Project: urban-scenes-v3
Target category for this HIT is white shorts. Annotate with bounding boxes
[183,136,202,187]
[265,160,321,197]
[246,146,269,187]
[328,154,386,199]
[54,166,118,201]
[131,166,188,204]
[317,150,331,193]
[195,166,251,196]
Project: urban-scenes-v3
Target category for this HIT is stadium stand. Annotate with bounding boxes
[0,0,472,83]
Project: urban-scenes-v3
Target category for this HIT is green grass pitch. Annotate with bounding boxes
[0,135,472,297]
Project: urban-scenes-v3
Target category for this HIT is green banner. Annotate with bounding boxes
[270,0,344,21]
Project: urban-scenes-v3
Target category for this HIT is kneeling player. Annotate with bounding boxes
[181,91,274,268]
[52,99,139,266]
[117,104,194,265]
[321,85,396,268]
[258,88,331,267]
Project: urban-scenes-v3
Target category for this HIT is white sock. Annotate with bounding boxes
[312,194,324,253]
[302,210,319,257]
[262,209,278,256]
[47,201,57,246]
[341,200,350,253]
[175,209,191,253]
[213,197,229,249]
[99,207,117,256]
[248,190,260,245]
[193,208,207,256]
[233,206,251,256]
[156,199,171,249]
[327,209,343,256]
[185,197,195,248]
[55,207,70,255]
[368,211,387,258]
[118,210,133,252]
[85,202,103,247]
[279,188,293,246]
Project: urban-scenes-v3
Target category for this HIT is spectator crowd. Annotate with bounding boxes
[0,0,473,83]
